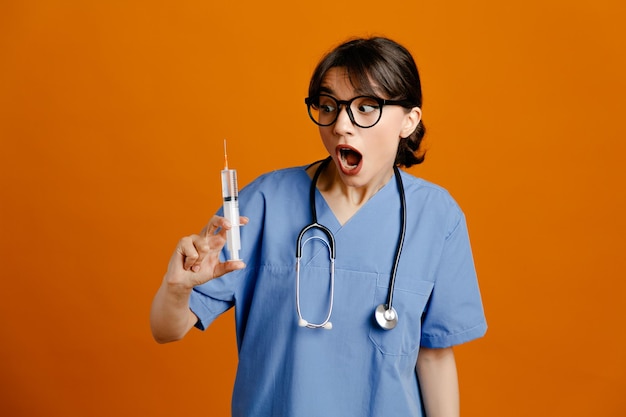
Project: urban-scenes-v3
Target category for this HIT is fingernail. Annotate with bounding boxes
[191,265,200,272]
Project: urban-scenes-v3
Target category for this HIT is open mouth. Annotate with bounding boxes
[338,146,362,172]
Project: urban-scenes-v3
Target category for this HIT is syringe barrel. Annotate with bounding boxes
[221,169,239,199]
[221,169,241,260]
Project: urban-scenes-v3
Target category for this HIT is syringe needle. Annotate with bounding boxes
[223,139,229,170]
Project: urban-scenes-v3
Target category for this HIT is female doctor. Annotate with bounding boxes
[150,37,486,417]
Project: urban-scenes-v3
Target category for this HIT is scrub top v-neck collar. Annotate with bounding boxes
[304,161,399,232]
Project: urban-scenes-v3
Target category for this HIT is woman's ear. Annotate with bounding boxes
[401,107,422,138]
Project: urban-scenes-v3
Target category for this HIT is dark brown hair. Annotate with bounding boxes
[308,37,426,167]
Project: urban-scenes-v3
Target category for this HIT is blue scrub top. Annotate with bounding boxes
[189,165,487,417]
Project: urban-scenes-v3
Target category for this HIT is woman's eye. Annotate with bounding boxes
[356,99,380,113]
[320,104,336,113]
[358,104,378,113]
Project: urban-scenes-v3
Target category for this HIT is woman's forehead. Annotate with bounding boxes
[320,66,381,97]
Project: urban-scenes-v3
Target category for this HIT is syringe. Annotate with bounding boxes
[221,140,241,261]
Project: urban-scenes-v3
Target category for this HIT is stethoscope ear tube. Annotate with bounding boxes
[295,231,335,330]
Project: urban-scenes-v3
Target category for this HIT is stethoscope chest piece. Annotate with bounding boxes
[375,304,398,330]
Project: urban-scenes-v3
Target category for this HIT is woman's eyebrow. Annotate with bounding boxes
[319,86,334,95]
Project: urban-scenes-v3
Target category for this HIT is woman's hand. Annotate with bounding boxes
[150,215,248,343]
[164,215,249,290]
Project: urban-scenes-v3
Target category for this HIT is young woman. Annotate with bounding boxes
[151,37,487,417]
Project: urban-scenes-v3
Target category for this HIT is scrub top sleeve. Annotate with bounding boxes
[190,286,235,331]
[420,213,487,348]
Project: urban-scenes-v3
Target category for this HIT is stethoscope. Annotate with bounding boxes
[295,157,407,331]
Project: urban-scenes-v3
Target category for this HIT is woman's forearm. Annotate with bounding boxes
[416,346,460,417]
[150,279,197,344]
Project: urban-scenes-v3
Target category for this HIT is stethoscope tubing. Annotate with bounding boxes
[295,222,336,259]
[296,157,406,330]
[385,165,407,312]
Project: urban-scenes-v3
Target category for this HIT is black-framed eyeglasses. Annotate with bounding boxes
[305,94,413,129]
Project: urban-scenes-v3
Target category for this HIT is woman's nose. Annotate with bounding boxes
[333,105,354,135]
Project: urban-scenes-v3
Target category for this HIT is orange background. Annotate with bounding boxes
[1,1,625,416]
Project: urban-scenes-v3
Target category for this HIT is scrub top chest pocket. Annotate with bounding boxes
[369,274,434,356]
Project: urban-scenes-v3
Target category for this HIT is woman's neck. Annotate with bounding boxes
[307,159,393,225]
